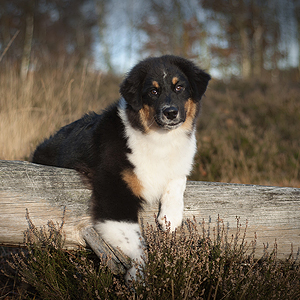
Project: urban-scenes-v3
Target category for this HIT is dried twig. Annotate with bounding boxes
[0,30,20,62]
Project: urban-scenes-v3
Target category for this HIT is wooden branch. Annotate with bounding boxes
[1,160,300,269]
[81,226,131,275]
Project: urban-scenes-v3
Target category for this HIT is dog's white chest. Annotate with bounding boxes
[118,100,197,203]
[125,125,196,203]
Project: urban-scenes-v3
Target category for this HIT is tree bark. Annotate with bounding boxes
[253,25,264,78]
[240,27,252,79]
[20,3,34,80]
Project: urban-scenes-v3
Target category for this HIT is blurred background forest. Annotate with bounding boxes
[0,0,300,187]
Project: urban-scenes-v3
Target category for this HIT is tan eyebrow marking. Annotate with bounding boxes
[172,76,179,85]
[152,81,160,88]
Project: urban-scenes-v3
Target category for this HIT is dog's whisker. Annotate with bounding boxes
[147,117,156,128]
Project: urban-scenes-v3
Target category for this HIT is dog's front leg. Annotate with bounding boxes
[94,220,145,282]
[157,176,186,231]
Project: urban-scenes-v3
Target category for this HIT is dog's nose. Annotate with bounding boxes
[163,106,179,120]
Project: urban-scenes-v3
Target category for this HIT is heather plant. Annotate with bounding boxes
[3,216,299,299]
[7,218,129,300]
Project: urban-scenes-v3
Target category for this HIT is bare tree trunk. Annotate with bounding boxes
[76,24,86,68]
[298,22,300,77]
[95,0,113,72]
[253,25,264,78]
[1,17,11,46]
[20,3,34,80]
[293,1,300,77]
[240,27,252,79]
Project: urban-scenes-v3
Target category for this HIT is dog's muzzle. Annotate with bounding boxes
[155,106,184,130]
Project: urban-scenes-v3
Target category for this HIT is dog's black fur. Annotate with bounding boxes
[32,105,143,222]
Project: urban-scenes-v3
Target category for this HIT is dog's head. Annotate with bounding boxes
[120,55,211,132]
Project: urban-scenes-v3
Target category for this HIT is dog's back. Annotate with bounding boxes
[32,112,99,169]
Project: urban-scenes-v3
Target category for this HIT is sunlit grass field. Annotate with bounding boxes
[1,63,299,187]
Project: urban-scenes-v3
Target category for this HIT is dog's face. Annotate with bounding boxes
[120,55,211,132]
[141,65,192,130]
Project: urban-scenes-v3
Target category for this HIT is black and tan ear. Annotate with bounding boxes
[167,55,211,102]
[119,60,149,111]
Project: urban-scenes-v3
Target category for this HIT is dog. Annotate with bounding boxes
[32,55,211,280]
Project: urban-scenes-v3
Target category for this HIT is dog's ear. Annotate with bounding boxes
[119,61,148,111]
[168,56,211,102]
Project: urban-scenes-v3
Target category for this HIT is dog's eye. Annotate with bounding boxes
[150,88,158,96]
[175,85,184,92]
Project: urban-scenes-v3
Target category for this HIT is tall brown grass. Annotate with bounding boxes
[1,63,299,187]
[193,80,300,187]
[0,62,120,160]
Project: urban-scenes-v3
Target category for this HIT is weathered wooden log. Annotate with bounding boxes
[0,159,130,274]
[1,160,300,269]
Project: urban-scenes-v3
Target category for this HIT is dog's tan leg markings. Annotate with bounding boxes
[152,81,160,89]
[172,76,178,85]
[121,169,143,197]
[182,98,197,131]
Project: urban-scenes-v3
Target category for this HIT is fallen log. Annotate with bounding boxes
[1,160,299,273]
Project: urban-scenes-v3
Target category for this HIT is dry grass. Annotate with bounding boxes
[0,63,299,187]
[193,79,300,187]
[0,62,120,160]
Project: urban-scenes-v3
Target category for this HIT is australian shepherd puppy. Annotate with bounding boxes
[32,55,211,280]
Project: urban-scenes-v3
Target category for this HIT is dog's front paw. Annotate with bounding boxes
[158,177,186,231]
[157,210,183,231]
